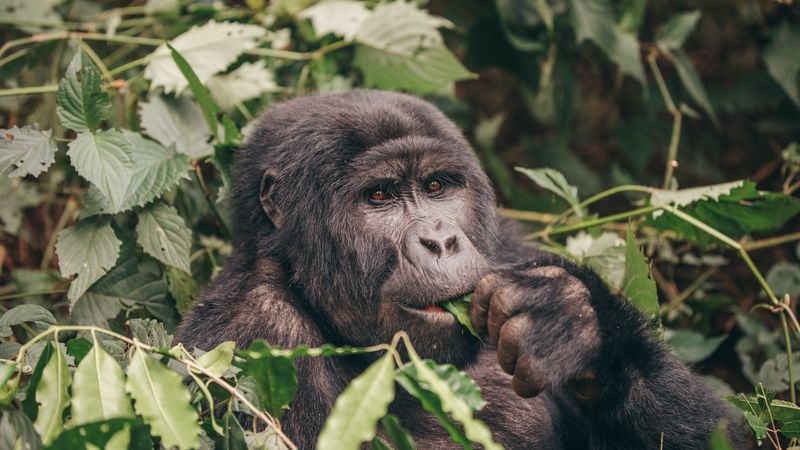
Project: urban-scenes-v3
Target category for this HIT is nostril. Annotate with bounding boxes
[419,237,442,256]
[444,236,458,252]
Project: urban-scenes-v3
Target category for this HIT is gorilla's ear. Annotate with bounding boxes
[259,171,283,229]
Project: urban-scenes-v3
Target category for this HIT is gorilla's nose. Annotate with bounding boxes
[412,223,460,259]
[419,235,458,257]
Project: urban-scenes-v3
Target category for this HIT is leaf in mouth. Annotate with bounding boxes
[441,294,482,341]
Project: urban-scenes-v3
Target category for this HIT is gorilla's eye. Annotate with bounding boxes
[426,180,442,192]
[370,189,387,202]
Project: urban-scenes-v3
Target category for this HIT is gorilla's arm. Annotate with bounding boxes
[477,240,746,449]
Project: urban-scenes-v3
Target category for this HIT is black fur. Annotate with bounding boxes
[176,90,746,449]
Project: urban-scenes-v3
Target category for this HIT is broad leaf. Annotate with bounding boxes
[56,50,111,132]
[757,352,800,392]
[664,328,727,364]
[48,418,137,450]
[317,352,396,450]
[568,0,646,85]
[663,48,719,126]
[144,21,266,94]
[66,338,92,366]
[381,415,416,450]
[71,342,134,426]
[136,202,192,274]
[139,95,214,158]
[515,167,582,218]
[352,2,472,93]
[0,124,57,178]
[241,340,297,418]
[56,220,122,302]
[129,318,173,349]
[766,261,800,300]
[621,227,659,317]
[655,10,701,50]
[565,231,626,289]
[83,131,191,215]
[126,347,201,450]
[403,361,486,412]
[208,62,279,112]
[22,341,54,420]
[33,343,72,445]
[197,341,235,377]
[650,180,744,215]
[299,0,369,41]
[67,130,134,212]
[0,304,56,337]
[764,23,800,109]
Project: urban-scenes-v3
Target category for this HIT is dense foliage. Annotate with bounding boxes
[0,0,799,449]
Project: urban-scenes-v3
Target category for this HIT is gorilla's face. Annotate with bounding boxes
[244,91,500,367]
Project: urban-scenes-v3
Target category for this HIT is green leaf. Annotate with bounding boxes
[0,409,42,450]
[568,0,646,85]
[0,304,56,337]
[515,167,582,218]
[211,412,247,450]
[663,48,719,127]
[144,20,266,94]
[317,352,396,450]
[167,265,199,315]
[0,363,19,406]
[83,131,191,216]
[23,341,54,420]
[655,10,701,50]
[402,361,486,412]
[136,203,192,274]
[47,418,137,450]
[208,62,280,112]
[648,181,800,246]
[405,352,500,450]
[441,295,481,341]
[299,0,369,41]
[56,220,122,302]
[129,318,173,349]
[0,177,40,235]
[622,227,659,317]
[766,262,800,300]
[565,231,626,289]
[241,340,297,418]
[618,0,648,32]
[71,341,134,426]
[764,23,800,109]
[756,352,800,392]
[56,50,111,132]
[34,343,72,445]
[663,328,727,364]
[167,44,221,141]
[0,124,57,178]
[650,180,744,212]
[708,421,735,450]
[352,2,473,93]
[371,438,391,450]
[126,347,201,450]
[139,95,214,158]
[67,130,134,212]
[197,341,235,378]
[380,415,416,450]
[66,338,92,366]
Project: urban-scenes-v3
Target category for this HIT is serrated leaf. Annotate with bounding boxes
[126,347,201,450]
[71,342,134,426]
[405,352,500,450]
[655,10,701,50]
[56,50,111,132]
[129,318,173,349]
[139,95,214,158]
[83,131,191,215]
[56,220,122,302]
[0,125,57,178]
[67,130,134,212]
[48,418,136,450]
[664,328,727,364]
[144,21,266,94]
[756,352,800,392]
[242,340,297,419]
[197,341,235,378]
[0,304,56,337]
[663,48,719,126]
[299,0,369,41]
[622,227,659,317]
[568,0,646,85]
[208,62,280,112]
[380,415,416,450]
[317,352,396,450]
[565,231,626,289]
[764,23,800,109]
[515,167,582,218]
[650,180,744,215]
[33,343,72,445]
[136,203,192,273]
[352,2,473,93]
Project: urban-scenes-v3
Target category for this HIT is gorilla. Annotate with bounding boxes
[176,90,744,449]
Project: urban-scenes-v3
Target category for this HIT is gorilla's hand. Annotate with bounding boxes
[471,264,610,402]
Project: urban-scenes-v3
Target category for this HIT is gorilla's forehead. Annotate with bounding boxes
[347,135,472,181]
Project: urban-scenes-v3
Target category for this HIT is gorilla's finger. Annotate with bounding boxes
[471,273,509,334]
[511,353,547,398]
[487,285,525,345]
[496,314,531,374]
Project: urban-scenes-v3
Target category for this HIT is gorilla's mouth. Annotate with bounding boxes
[405,291,473,315]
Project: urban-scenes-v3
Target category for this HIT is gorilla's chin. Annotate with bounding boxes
[378,301,482,368]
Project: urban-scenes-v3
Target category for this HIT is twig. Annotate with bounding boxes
[0,85,59,97]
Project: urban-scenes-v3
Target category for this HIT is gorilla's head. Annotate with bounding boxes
[234,90,502,366]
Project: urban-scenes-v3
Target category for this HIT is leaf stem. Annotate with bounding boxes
[527,205,660,239]
[0,85,59,97]
[0,290,68,301]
